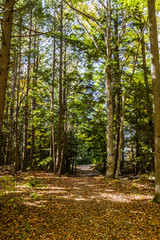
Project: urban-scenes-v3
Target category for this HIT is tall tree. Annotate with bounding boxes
[22,9,33,171]
[56,1,64,174]
[148,0,160,202]
[50,11,56,172]
[30,31,39,169]
[63,0,117,177]
[104,0,115,177]
[0,0,15,133]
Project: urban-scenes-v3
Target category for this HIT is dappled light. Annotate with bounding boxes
[0,167,160,239]
[1,0,160,238]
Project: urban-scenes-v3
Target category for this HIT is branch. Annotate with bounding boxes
[131,18,148,80]
[63,0,96,20]
[14,0,37,11]
[78,18,106,60]
[12,34,46,37]
[12,23,59,39]
[98,0,108,12]
[112,13,128,51]
[63,0,104,33]
[13,23,47,33]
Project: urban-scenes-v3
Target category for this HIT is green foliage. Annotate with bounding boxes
[0,0,156,177]
[152,196,160,204]
[7,197,20,208]
[27,179,42,187]
[30,192,40,200]
[37,157,52,169]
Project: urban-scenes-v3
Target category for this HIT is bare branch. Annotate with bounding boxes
[63,0,104,33]
[14,0,37,11]
[78,18,106,60]
[13,23,44,33]
[98,0,108,12]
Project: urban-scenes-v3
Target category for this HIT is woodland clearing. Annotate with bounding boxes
[0,165,159,240]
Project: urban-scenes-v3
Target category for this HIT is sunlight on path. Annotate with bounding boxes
[0,171,160,240]
[76,164,100,177]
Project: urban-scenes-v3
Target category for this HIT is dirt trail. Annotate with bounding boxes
[0,170,160,240]
[76,164,100,177]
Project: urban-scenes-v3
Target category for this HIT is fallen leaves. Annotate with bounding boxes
[0,171,160,239]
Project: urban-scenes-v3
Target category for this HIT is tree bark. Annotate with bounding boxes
[22,10,32,172]
[115,95,125,178]
[113,2,121,175]
[105,0,115,178]
[0,0,15,133]
[14,15,22,172]
[30,29,39,169]
[7,52,17,165]
[56,2,63,174]
[50,10,56,173]
[148,0,160,202]
[59,44,67,174]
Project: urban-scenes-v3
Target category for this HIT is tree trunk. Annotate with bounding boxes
[14,15,22,172]
[59,44,67,174]
[148,0,160,202]
[30,31,39,169]
[141,21,154,172]
[7,52,17,165]
[115,95,125,178]
[56,2,63,174]
[105,0,115,178]
[0,0,15,133]
[22,10,32,172]
[141,25,150,110]
[50,13,56,173]
[113,3,121,175]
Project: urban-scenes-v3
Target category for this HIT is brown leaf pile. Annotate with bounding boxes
[0,169,159,240]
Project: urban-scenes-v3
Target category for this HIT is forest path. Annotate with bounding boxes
[76,164,100,177]
[0,171,160,239]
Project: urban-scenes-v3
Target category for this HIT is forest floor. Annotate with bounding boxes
[0,165,160,240]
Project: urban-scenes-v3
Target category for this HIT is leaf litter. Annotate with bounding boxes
[0,170,160,240]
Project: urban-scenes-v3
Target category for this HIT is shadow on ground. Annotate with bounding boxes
[0,168,159,240]
[76,164,100,177]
